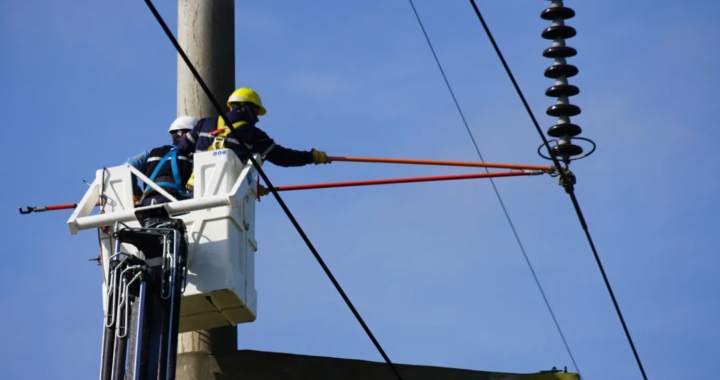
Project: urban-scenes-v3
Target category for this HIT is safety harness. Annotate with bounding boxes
[185,116,276,192]
[149,145,186,193]
[209,117,246,151]
[138,145,187,204]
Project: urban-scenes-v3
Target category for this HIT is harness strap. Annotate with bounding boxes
[169,149,182,191]
[147,145,186,194]
[210,116,248,151]
[148,148,174,182]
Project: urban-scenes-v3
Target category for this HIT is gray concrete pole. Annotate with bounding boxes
[176,0,237,357]
[177,0,235,120]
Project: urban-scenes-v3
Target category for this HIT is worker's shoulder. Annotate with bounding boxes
[151,144,175,151]
[197,116,218,129]
[246,123,270,138]
[146,145,175,156]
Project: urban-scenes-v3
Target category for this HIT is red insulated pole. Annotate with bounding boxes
[45,204,83,211]
[272,171,536,193]
[329,156,553,172]
[19,202,103,215]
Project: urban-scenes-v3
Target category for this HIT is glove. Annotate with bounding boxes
[258,184,271,196]
[311,149,332,165]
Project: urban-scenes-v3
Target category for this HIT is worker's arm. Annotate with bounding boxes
[125,150,150,196]
[126,150,149,172]
[251,128,314,167]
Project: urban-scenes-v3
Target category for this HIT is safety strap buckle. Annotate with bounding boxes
[212,135,226,150]
[211,127,229,150]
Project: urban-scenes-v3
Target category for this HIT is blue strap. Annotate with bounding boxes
[147,145,186,195]
[156,182,185,191]
[169,149,183,193]
[148,148,174,182]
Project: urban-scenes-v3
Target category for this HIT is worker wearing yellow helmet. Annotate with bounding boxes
[177,87,331,192]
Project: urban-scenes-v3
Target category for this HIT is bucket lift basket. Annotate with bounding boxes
[68,148,262,332]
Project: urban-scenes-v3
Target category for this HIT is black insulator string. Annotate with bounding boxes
[142,1,404,379]
[405,0,581,375]
[468,1,648,379]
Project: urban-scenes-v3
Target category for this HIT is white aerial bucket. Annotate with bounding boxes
[68,149,260,332]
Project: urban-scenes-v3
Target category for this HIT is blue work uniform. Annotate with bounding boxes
[130,145,193,206]
[176,109,313,167]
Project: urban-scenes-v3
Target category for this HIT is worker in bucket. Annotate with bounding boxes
[126,115,198,205]
[176,87,332,193]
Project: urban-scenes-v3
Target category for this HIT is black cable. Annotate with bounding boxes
[142,2,404,379]
[404,0,582,375]
[468,1,648,379]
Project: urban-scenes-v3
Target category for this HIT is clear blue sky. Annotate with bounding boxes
[1,1,719,379]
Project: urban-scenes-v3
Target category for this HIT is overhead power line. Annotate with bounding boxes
[467,1,648,379]
[141,1,404,379]
[404,0,581,375]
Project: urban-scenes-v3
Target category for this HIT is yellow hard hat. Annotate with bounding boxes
[227,87,266,116]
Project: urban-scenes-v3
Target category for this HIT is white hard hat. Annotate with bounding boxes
[169,116,198,132]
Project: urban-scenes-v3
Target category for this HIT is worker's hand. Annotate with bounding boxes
[311,149,332,165]
[258,184,271,196]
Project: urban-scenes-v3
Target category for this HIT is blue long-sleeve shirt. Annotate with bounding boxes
[126,149,151,172]
[125,149,150,195]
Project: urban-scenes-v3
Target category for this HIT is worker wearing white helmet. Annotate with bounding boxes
[168,115,198,144]
[126,116,199,205]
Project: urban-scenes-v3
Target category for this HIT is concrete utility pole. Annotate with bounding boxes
[177,0,236,121]
[176,0,237,361]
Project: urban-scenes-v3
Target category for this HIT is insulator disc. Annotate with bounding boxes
[553,143,583,157]
[540,6,576,21]
[545,84,580,97]
[546,103,581,117]
[544,64,579,79]
[543,46,577,58]
[542,25,577,40]
[547,123,582,138]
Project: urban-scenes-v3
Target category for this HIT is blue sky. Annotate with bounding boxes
[1,0,719,379]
